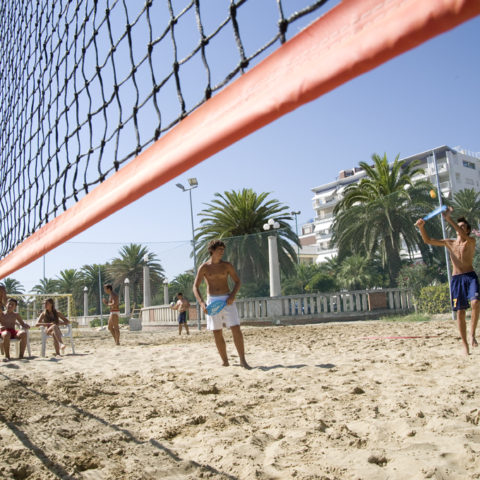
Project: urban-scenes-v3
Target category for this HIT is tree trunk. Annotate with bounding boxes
[385,237,402,286]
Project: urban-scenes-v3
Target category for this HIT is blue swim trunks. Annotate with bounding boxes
[177,311,187,324]
[451,271,480,311]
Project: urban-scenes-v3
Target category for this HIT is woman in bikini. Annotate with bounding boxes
[35,298,70,356]
[103,284,120,345]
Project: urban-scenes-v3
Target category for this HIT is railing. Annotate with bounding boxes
[314,214,334,223]
[139,288,413,329]
[69,313,129,327]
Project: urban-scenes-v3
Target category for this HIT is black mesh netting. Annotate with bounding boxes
[0,0,331,258]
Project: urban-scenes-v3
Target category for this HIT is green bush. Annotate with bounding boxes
[89,316,129,327]
[416,284,450,314]
[397,263,433,293]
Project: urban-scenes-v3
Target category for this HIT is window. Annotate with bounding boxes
[463,160,476,170]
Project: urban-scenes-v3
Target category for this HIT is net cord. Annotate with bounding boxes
[0,0,478,280]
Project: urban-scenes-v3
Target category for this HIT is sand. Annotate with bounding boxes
[0,317,479,480]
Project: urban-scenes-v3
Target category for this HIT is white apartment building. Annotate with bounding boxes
[299,145,480,264]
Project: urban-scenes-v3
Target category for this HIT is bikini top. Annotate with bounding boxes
[45,311,59,324]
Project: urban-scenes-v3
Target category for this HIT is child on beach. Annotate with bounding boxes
[0,298,31,361]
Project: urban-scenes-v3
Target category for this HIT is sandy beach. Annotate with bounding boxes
[0,317,479,480]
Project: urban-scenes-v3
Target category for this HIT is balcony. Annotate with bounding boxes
[313,196,338,209]
[314,214,333,224]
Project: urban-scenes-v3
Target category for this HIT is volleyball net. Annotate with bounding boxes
[0,0,479,280]
[11,293,75,326]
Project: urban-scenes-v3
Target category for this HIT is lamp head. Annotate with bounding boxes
[188,178,198,187]
[175,183,185,191]
[124,277,130,284]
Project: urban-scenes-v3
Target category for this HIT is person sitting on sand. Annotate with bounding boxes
[0,298,31,361]
[170,292,190,335]
[416,207,479,355]
[35,298,70,356]
[193,239,250,369]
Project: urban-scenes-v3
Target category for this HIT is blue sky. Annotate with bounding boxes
[8,10,480,292]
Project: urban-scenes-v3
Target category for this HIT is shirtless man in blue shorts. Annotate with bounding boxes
[193,239,250,369]
[416,207,479,355]
[170,292,190,335]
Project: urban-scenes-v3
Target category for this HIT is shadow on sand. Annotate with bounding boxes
[0,372,238,480]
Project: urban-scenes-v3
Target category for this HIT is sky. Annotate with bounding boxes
[5,6,480,293]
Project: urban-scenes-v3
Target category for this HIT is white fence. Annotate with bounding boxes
[139,288,413,329]
[70,313,128,327]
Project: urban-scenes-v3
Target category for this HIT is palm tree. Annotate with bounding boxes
[55,268,84,313]
[32,278,59,294]
[282,263,321,295]
[2,277,25,294]
[169,272,195,302]
[56,269,82,294]
[194,189,299,284]
[474,242,480,274]
[449,188,480,231]
[322,256,341,275]
[107,244,165,306]
[336,255,379,290]
[306,270,337,293]
[80,264,112,315]
[331,153,435,285]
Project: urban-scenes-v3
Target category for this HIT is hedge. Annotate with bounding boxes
[416,284,450,314]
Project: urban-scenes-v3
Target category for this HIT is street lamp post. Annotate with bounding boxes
[98,266,103,327]
[263,218,281,297]
[143,254,151,308]
[290,210,301,263]
[176,178,201,330]
[163,281,169,305]
[429,150,454,320]
[124,278,130,317]
[83,286,88,324]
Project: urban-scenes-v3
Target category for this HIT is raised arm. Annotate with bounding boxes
[443,207,474,244]
[415,218,447,247]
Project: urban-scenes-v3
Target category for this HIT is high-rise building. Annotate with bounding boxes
[299,146,480,264]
